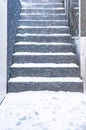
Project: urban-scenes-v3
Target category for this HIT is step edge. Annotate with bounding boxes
[11,63,79,68]
[8,77,82,83]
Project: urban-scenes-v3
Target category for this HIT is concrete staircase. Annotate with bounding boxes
[8,0,83,92]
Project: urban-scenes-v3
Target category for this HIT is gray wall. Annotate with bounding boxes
[7,0,21,81]
[81,0,86,36]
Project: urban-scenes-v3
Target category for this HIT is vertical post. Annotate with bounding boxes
[0,0,7,103]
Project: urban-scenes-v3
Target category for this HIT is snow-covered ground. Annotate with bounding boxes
[0,91,86,130]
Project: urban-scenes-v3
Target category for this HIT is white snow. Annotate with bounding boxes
[8,77,82,82]
[17,26,69,28]
[15,42,72,45]
[0,91,86,130]
[11,63,78,68]
[13,52,75,56]
[16,33,71,36]
[21,3,63,5]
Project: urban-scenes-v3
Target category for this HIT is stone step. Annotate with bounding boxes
[15,42,74,52]
[8,77,83,92]
[17,26,70,34]
[13,52,76,63]
[20,13,67,20]
[18,20,68,26]
[16,34,72,43]
[10,63,80,77]
[21,3,64,8]
[21,8,65,14]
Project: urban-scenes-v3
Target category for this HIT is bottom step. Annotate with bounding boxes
[8,77,83,92]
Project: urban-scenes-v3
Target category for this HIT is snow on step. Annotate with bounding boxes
[16,34,71,36]
[21,7,65,10]
[15,42,72,45]
[20,13,66,16]
[8,77,82,82]
[13,52,75,56]
[17,26,69,28]
[21,3,63,5]
[19,13,66,19]
[11,63,79,68]
[21,3,63,8]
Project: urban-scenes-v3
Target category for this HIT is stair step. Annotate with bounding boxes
[16,34,72,43]
[13,52,76,63]
[8,77,83,92]
[21,3,63,8]
[10,63,80,77]
[17,26,70,34]
[15,42,74,52]
[20,13,67,20]
[18,20,68,26]
[21,8,65,14]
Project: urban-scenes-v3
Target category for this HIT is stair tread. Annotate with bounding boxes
[13,52,75,56]
[16,34,71,36]
[8,77,82,82]
[11,63,79,68]
[15,42,72,45]
[22,3,63,5]
[17,26,69,28]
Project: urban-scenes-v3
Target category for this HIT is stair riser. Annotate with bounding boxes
[21,9,65,14]
[18,21,68,26]
[8,82,83,93]
[20,15,66,20]
[11,67,80,77]
[17,28,70,34]
[16,35,72,43]
[13,55,76,63]
[22,4,63,8]
[15,44,74,52]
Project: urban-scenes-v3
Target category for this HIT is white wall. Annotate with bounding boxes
[0,0,7,103]
[80,37,86,92]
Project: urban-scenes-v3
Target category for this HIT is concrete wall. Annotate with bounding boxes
[80,0,86,92]
[80,37,86,92]
[81,0,86,36]
[0,0,7,104]
[7,0,21,82]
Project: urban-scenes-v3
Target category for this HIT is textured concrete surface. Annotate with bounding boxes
[81,0,86,36]
[80,37,86,92]
[7,0,21,80]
